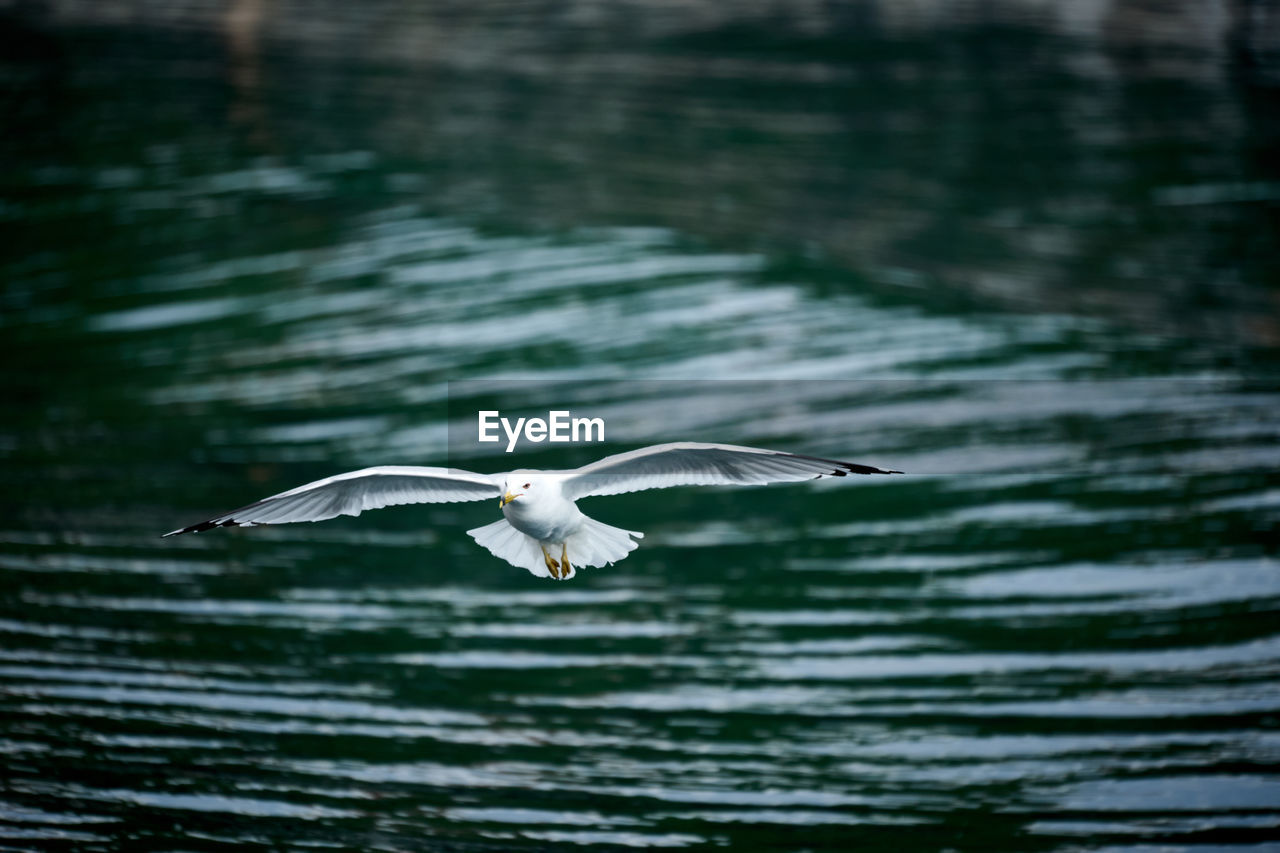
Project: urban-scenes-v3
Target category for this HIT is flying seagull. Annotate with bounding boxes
[164,442,901,580]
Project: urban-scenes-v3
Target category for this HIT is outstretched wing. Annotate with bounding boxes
[164,466,502,536]
[559,442,901,500]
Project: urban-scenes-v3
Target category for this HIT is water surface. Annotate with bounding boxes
[2,4,1278,850]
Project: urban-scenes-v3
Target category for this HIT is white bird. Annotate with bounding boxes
[164,442,901,580]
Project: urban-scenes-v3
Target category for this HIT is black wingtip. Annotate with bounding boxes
[162,523,203,537]
[813,464,902,479]
[837,463,903,476]
[163,518,242,537]
[788,451,902,477]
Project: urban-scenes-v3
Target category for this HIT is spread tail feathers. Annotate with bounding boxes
[466,516,643,580]
[563,516,643,573]
[466,518,550,578]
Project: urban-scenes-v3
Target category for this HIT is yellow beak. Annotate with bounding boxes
[500,491,520,508]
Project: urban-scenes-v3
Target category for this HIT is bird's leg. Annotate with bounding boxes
[560,543,571,579]
[541,545,561,579]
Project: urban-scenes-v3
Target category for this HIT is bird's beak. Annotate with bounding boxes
[500,491,520,508]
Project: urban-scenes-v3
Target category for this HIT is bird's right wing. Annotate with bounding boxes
[559,442,900,501]
[164,466,502,535]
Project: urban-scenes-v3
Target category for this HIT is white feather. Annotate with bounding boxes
[166,443,898,582]
[466,518,551,578]
[556,442,899,500]
[564,517,643,571]
[164,466,501,536]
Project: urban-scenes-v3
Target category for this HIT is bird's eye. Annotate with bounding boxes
[522,483,531,489]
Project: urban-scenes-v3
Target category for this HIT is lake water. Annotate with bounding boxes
[2,4,1279,850]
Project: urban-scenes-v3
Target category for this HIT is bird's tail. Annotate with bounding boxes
[465,516,643,580]
[466,518,550,578]
[563,516,643,573]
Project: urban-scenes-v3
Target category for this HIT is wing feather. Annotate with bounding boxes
[164,466,502,536]
[560,442,900,500]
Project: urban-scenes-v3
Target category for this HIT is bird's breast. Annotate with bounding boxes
[502,496,582,543]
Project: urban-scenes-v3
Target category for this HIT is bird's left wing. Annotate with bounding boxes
[559,442,900,500]
[164,466,502,535]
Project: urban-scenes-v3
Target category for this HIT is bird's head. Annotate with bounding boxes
[500,473,540,508]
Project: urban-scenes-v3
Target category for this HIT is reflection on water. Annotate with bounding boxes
[2,2,1279,850]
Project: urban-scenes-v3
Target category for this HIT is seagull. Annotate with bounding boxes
[164,442,901,580]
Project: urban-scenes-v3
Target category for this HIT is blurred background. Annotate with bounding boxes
[2,1,1279,850]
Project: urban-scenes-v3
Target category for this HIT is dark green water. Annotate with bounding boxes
[2,5,1279,851]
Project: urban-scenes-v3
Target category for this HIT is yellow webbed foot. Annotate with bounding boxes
[541,545,561,579]
[560,543,572,580]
